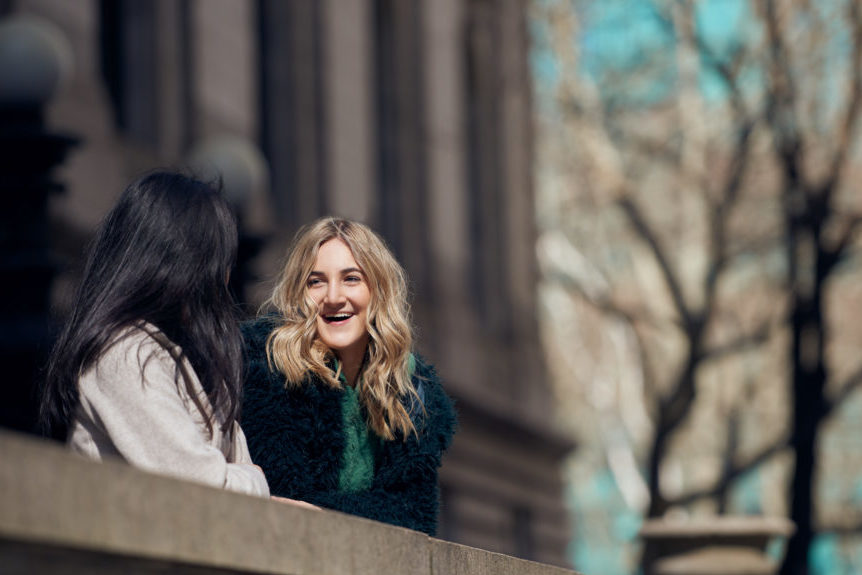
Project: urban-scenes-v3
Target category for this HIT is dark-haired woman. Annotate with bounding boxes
[41,171,269,496]
[241,217,456,534]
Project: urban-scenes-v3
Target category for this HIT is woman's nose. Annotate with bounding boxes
[324,282,345,305]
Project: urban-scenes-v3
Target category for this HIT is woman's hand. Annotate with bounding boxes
[271,495,322,510]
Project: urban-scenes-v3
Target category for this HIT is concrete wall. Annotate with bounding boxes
[0,431,581,575]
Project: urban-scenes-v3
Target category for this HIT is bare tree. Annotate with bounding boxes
[534,1,862,573]
[756,1,862,572]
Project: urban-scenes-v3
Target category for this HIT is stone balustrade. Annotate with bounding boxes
[0,431,582,575]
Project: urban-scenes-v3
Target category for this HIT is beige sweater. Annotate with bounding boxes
[68,324,270,497]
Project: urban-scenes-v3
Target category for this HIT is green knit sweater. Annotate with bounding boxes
[337,379,377,492]
[334,355,417,492]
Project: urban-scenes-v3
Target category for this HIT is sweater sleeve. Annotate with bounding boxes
[227,422,271,496]
[75,332,269,497]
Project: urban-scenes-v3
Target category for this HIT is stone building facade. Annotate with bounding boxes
[1,0,573,566]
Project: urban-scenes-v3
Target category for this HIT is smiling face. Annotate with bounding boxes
[307,238,372,368]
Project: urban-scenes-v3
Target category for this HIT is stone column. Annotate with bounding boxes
[191,0,257,140]
[421,0,482,391]
[498,0,550,420]
[322,0,374,223]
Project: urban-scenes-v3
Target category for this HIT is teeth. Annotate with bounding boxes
[327,314,351,321]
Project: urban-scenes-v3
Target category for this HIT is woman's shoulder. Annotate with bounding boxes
[80,323,180,394]
[410,354,443,392]
[99,323,176,367]
[240,314,321,392]
[240,314,287,366]
[240,314,282,345]
[408,354,456,436]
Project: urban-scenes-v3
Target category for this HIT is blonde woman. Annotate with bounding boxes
[240,217,456,534]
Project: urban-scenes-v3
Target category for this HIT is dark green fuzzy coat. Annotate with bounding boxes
[240,316,457,535]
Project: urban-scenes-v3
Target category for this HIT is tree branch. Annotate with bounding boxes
[703,119,756,315]
[689,20,759,326]
[823,214,862,273]
[693,25,748,121]
[822,0,862,195]
[824,364,862,418]
[547,267,667,329]
[761,0,805,182]
[668,436,790,507]
[698,321,775,363]
[617,196,692,326]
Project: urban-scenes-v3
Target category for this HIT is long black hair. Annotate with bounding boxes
[41,171,243,440]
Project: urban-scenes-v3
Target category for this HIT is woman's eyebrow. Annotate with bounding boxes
[307,268,363,276]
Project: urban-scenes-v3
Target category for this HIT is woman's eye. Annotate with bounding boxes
[307,278,324,287]
[345,275,362,283]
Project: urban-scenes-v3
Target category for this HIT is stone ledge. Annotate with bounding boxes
[652,547,778,575]
[0,431,582,575]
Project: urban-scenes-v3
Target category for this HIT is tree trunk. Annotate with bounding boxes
[780,218,826,575]
[646,424,669,518]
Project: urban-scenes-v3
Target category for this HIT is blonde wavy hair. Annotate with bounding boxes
[266,217,419,440]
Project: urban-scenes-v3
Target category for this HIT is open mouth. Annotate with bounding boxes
[322,313,353,323]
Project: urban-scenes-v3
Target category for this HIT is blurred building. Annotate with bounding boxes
[1,0,573,566]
